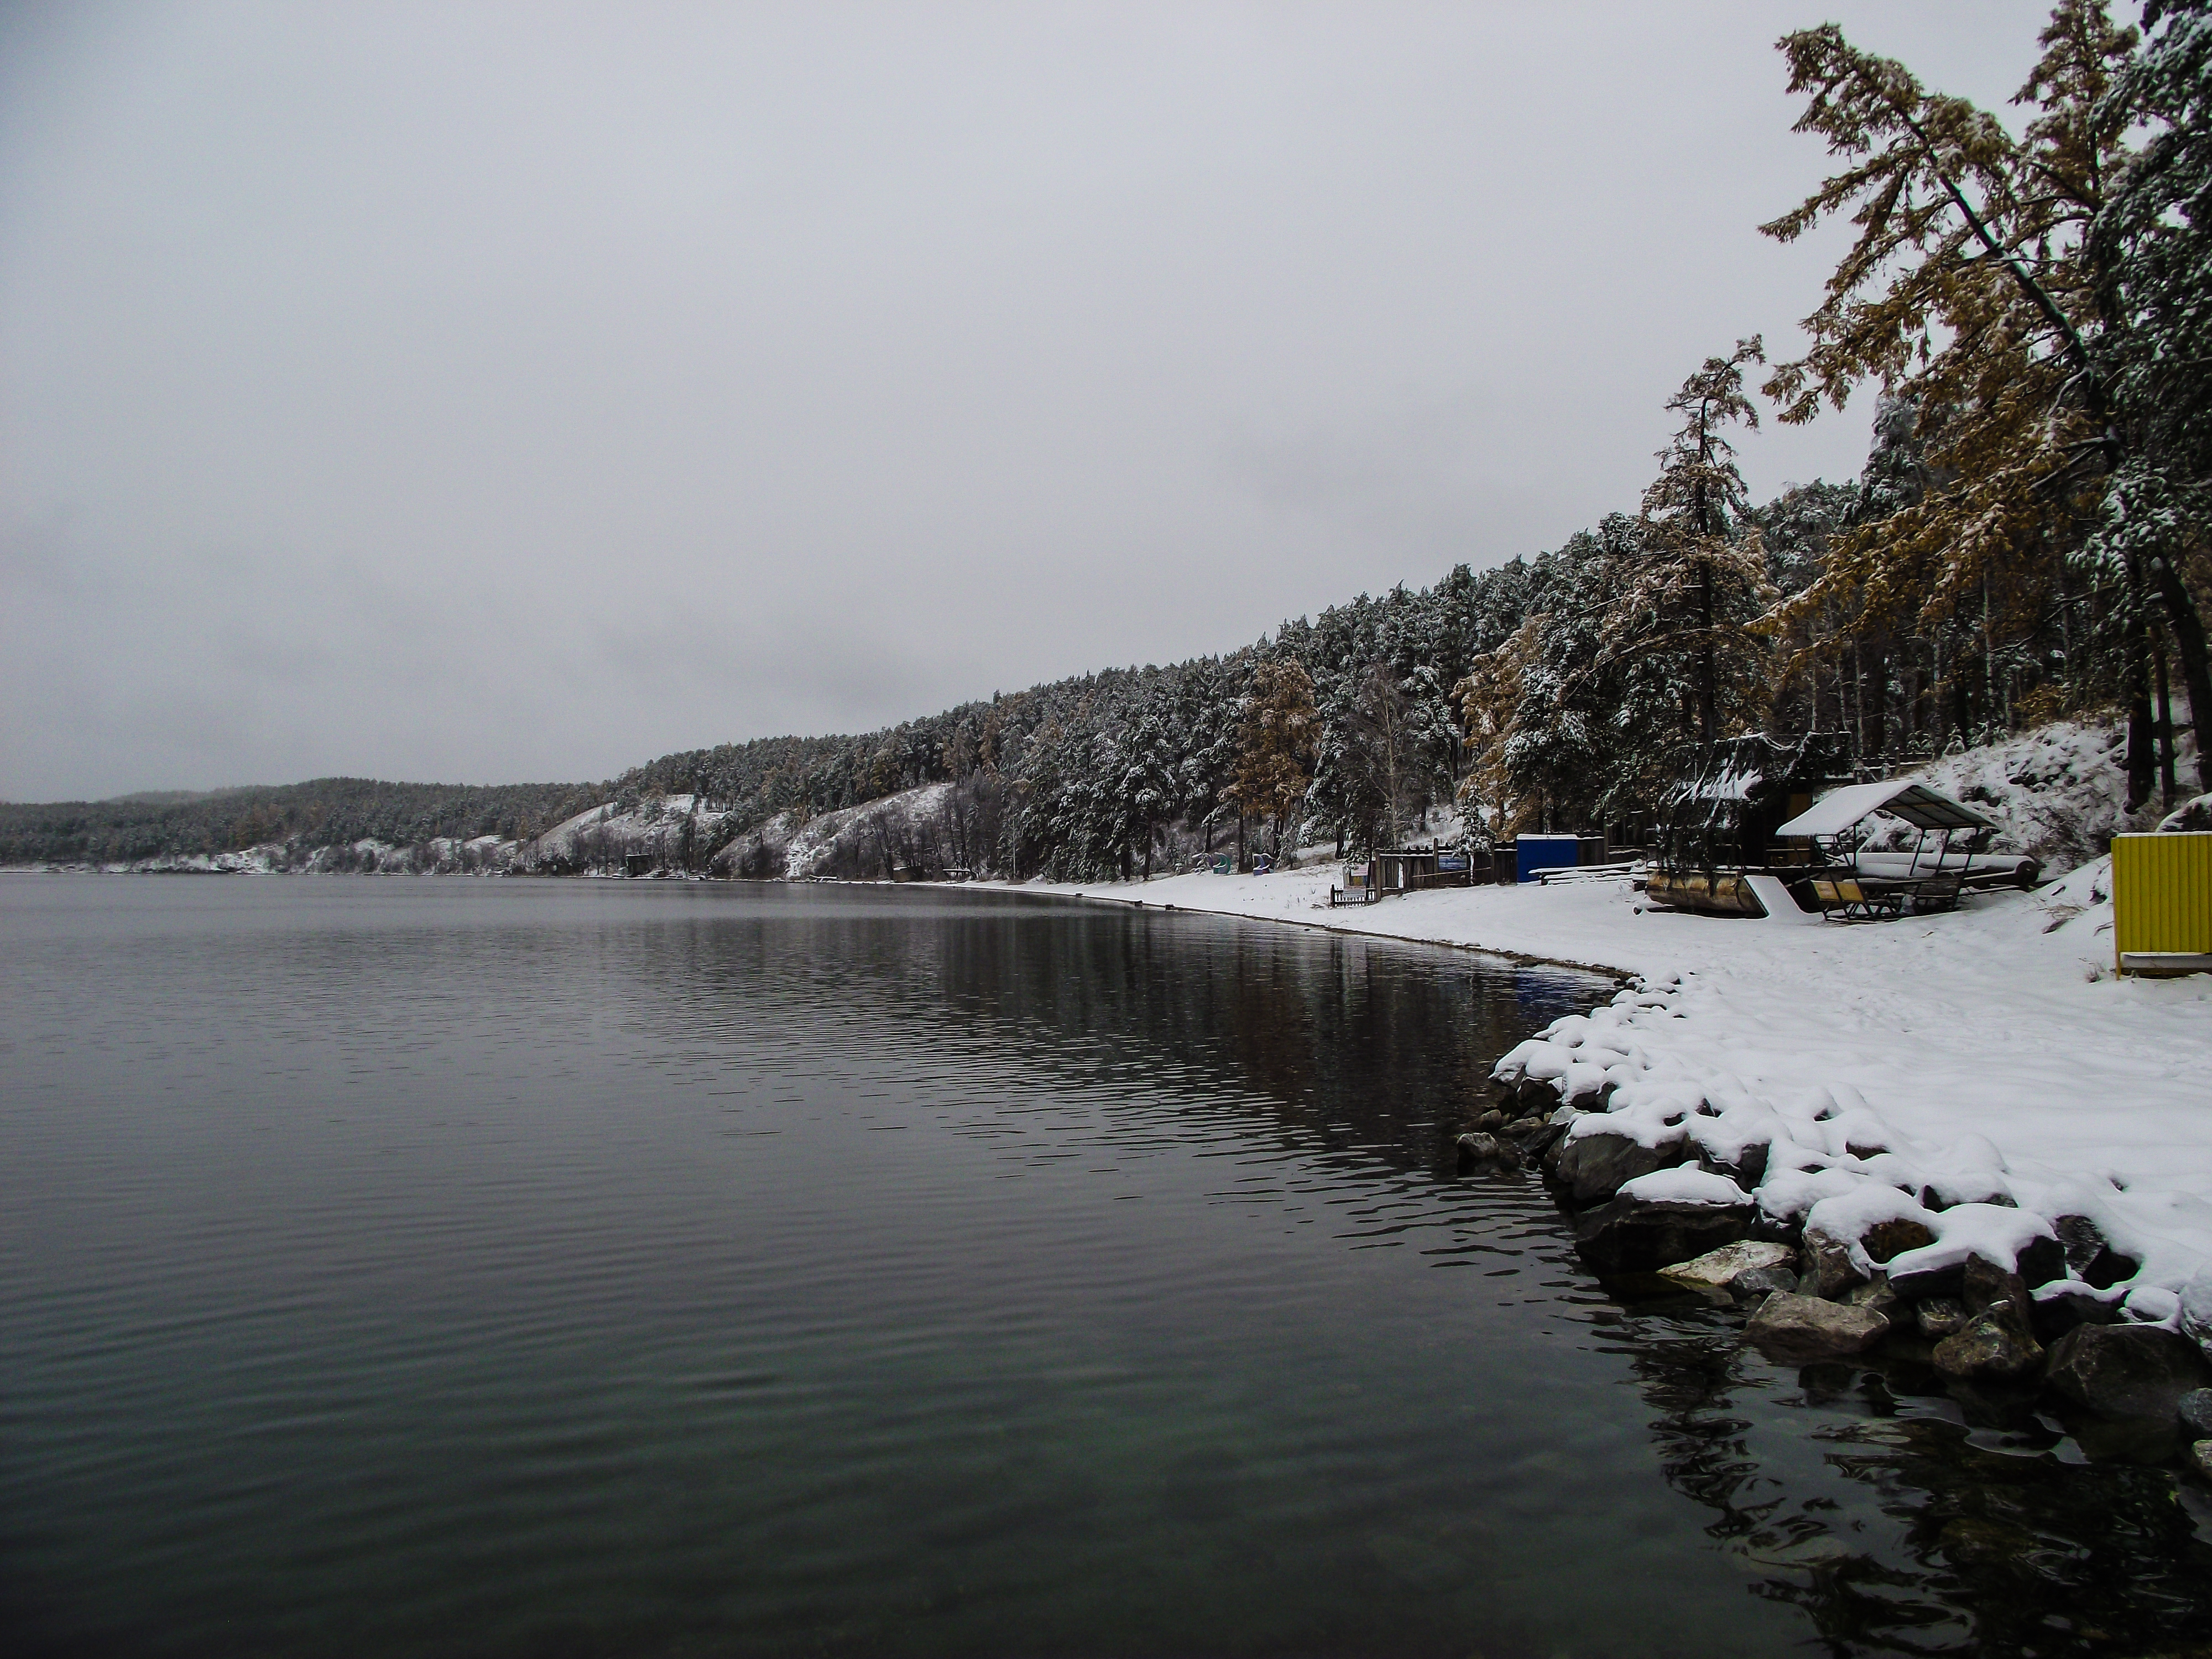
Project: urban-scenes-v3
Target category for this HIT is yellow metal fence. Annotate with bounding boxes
[2111,832,2212,972]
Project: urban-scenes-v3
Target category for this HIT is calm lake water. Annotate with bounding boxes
[2,877,2208,1658]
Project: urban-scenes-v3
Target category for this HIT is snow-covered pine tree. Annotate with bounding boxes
[1761,3,2211,780]
[1222,659,1318,864]
[1615,339,1776,757]
[2088,0,2212,787]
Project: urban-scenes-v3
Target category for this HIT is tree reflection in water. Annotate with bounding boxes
[1608,1307,2212,1656]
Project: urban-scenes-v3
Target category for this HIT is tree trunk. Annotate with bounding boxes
[1860,648,1888,764]
[1697,561,1717,750]
[2148,553,2212,793]
[2155,633,2178,812]
[1846,639,1863,763]
[2125,622,2156,813]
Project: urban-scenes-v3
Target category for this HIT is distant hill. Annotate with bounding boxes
[0,777,594,868]
[103,789,218,806]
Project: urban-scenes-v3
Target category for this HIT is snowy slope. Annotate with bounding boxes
[702,783,958,880]
[1868,716,2195,870]
[782,783,954,879]
[523,795,731,873]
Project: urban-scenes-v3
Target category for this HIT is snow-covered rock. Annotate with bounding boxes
[2183,1266,2212,1358]
[1616,1167,1750,1207]
[2159,793,2212,833]
[1569,1190,1756,1274]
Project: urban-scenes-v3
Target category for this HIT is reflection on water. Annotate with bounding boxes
[1601,1298,2212,1656]
[0,878,2206,1658]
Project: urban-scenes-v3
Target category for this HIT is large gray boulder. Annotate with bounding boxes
[1933,1298,2044,1383]
[1571,1194,1754,1275]
[2054,1214,2141,1290]
[1917,1296,1968,1338]
[2045,1322,2212,1420]
[2181,1265,2212,1355]
[1658,1240,1795,1296]
[1454,1131,1522,1171]
[2178,1387,2212,1439]
[1745,1292,1891,1360]
[1551,1127,1689,1209]
[1798,1228,1870,1301]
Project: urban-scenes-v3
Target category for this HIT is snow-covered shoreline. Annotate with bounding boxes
[14,837,2210,1435]
[20,833,2206,1308]
[969,859,2212,1309]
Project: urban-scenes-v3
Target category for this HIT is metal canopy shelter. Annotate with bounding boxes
[1774,780,1993,839]
[1775,779,1999,886]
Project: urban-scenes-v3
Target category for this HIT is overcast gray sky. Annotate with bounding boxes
[2,1,2074,801]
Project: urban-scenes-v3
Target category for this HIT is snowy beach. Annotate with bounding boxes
[978,857,2212,1313]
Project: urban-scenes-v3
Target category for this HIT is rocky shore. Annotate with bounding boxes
[1477,975,2212,1480]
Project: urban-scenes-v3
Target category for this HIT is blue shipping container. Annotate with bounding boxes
[1516,834,1581,884]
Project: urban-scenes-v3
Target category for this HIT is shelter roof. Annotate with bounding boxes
[1774,779,1993,837]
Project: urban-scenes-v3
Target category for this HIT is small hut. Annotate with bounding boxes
[1646,733,1849,915]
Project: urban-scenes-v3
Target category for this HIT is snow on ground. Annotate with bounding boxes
[971,846,2212,1293]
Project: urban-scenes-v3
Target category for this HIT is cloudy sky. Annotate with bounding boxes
[2,2,2070,801]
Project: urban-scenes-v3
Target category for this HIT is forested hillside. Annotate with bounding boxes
[0,779,594,868]
[596,1,2212,880]
[7,2,2206,882]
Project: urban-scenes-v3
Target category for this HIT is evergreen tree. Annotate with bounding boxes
[1761,3,2211,779]
[1223,659,1318,862]
[2088,0,2212,786]
[1613,338,1776,754]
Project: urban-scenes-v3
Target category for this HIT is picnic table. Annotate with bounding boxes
[1807,868,1964,920]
